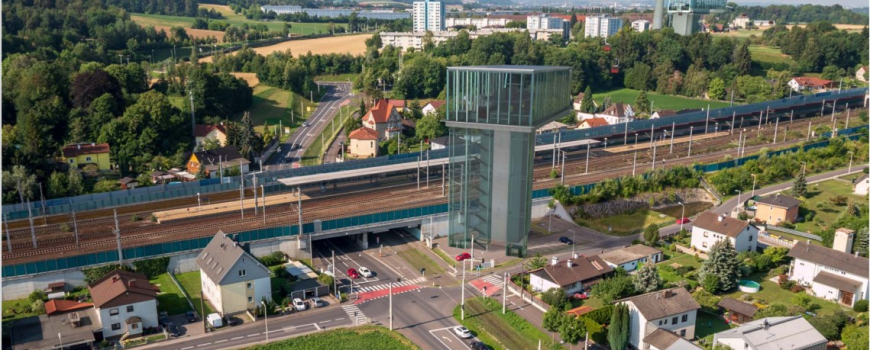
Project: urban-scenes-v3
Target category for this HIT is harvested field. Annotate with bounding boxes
[200,34,368,62]
[231,72,260,87]
[198,3,235,17]
[145,24,225,41]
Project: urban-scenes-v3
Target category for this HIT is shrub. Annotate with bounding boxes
[150,214,157,222]
[318,274,334,290]
[582,317,607,345]
[805,212,815,222]
[789,285,805,293]
[541,288,568,310]
[131,214,141,222]
[692,289,721,313]
[780,221,796,229]
[780,280,796,290]
[738,211,749,220]
[550,168,559,179]
[30,299,45,314]
[59,223,71,232]
[702,274,720,293]
[28,290,47,303]
[584,305,614,325]
[675,266,695,276]
[854,300,869,312]
[132,257,170,278]
[669,243,677,251]
[259,252,285,267]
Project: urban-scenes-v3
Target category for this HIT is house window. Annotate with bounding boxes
[112,323,122,331]
[110,308,119,316]
[127,305,134,312]
[85,156,92,162]
[682,314,688,322]
[748,235,753,241]
[703,231,709,237]
[672,316,678,324]
[247,296,253,303]
[247,282,252,289]
[680,329,686,337]
[658,320,663,325]
[69,159,74,164]
[131,323,138,329]
[239,270,246,277]
[702,242,708,248]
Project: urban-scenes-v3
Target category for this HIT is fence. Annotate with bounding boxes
[767,225,822,241]
[759,232,797,248]
[505,274,550,312]
[2,114,867,278]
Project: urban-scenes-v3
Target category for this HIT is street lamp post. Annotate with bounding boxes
[801,161,807,176]
[261,301,269,343]
[549,200,559,233]
[678,202,685,232]
[750,174,757,198]
[461,259,466,320]
[848,152,854,173]
[735,190,742,210]
[197,192,201,210]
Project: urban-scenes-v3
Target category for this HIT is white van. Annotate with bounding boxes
[207,313,223,328]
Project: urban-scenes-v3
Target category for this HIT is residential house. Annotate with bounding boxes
[388,100,407,114]
[198,231,273,315]
[713,316,827,350]
[788,240,868,307]
[348,127,380,158]
[429,136,449,150]
[186,145,250,178]
[529,255,613,295]
[690,212,759,253]
[193,124,228,147]
[631,19,650,32]
[600,244,663,272]
[538,121,569,134]
[362,99,404,139]
[572,93,597,112]
[788,77,834,93]
[644,328,702,350]
[617,287,700,350]
[401,118,416,132]
[150,170,175,184]
[118,177,139,190]
[11,301,101,350]
[857,66,868,83]
[577,117,609,129]
[717,297,757,324]
[598,103,635,124]
[854,174,869,196]
[422,100,445,116]
[754,19,775,27]
[62,143,111,170]
[731,14,751,29]
[754,193,800,224]
[88,269,159,338]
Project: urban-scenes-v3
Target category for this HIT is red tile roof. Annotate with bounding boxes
[45,299,94,316]
[88,269,158,309]
[348,127,379,140]
[193,124,227,137]
[365,99,396,124]
[574,92,585,104]
[426,100,446,109]
[582,118,609,128]
[791,77,833,88]
[62,143,110,158]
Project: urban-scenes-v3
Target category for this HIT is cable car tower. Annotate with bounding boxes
[653,0,727,35]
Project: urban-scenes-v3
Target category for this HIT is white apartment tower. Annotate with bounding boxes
[413,0,445,32]
[585,14,623,38]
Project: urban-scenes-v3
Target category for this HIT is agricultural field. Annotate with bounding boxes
[131,11,345,36]
[149,25,226,41]
[245,84,317,137]
[749,45,797,67]
[241,325,420,349]
[200,34,369,62]
[712,24,864,40]
[591,88,733,111]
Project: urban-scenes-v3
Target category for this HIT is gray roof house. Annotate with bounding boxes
[643,328,702,350]
[197,231,273,315]
[712,316,827,350]
[617,288,701,350]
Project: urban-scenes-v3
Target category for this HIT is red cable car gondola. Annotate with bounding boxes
[603,44,611,52]
[610,59,620,74]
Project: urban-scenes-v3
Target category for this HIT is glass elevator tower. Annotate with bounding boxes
[446,66,571,257]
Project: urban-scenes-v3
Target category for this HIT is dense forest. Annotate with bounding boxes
[761,22,869,73]
[722,4,869,25]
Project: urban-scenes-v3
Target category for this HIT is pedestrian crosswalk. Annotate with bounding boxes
[342,305,368,325]
[479,274,505,287]
[352,277,425,293]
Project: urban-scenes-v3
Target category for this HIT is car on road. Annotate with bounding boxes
[166,322,181,337]
[293,298,307,311]
[455,252,471,261]
[676,217,691,224]
[470,341,492,350]
[559,236,574,245]
[185,311,197,323]
[311,297,326,308]
[158,311,169,326]
[347,268,361,279]
[303,122,310,127]
[358,267,373,278]
[292,143,300,151]
[453,326,472,339]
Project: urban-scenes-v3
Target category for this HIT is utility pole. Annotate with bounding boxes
[240,185,245,219]
[669,122,675,154]
[820,99,825,117]
[832,100,837,121]
[189,89,196,151]
[651,139,657,170]
[332,251,337,295]
[737,129,743,159]
[426,150,430,188]
[461,259,466,320]
[297,187,303,242]
[4,214,11,253]
[502,272,507,314]
[18,179,36,249]
[790,110,794,124]
[845,106,851,129]
[807,122,812,141]
[731,112,736,135]
[560,151,566,185]
[757,111,763,133]
[389,282,393,330]
[72,205,79,248]
[253,176,258,216]
[688,126,694,157]
[584,142,590,174]
[705,105,710,133]
[39,183,46,225]
[623,122,628,145]
[262,185,266,225]
[632,151,637,176]
[649,124,655,148]
[773,117,779,144]
[442,163,446,196]
[114,209,123,264]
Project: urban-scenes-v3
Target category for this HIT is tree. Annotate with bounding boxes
[634,91,650,114]
[808,312,849,340]
[541,288,568,310]
[580,86,596,113]
[608,303,630,350]
[526,253,548,270]
[559,316,585,346]
[733,40,752,75]
[708,78,726,100]
[596,274,635,304]
[70,70,123,111]
[624,63,653,91]
[195,164,207,180]
[47,171,69,199]
[793,170,807,197]
[702,274,720,293]
[699,240,740,293]
[842,324,869,350]
[67,169,84,196]
[2,165,37,204]
[692,289,721,313]
[643,224,659,246]
[415,110,447,141]
[633,262,662,293]
[762,246,789,264]
[543,308,565,332]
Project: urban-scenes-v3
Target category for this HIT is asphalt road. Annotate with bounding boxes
[266,82,352,169]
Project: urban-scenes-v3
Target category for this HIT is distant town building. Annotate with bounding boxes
[413,0,445,32]
[537,121,569,134]
[380,28,567,51]
[260,6,410,20]
[585,14,623,38]
[446,17,511,29]
[362,99,404,139]
[856,66,868,83]
[186,145,250,178]
[348,127,379,158]
[62,143,111,170]
[422,100,445,115]
[788,241,868,307]
[788,77,834,93]
[631,19,650,32]
[527,14,565,30]
[713,317,827,350]
[690,212,758,253]
[598,103,635,124]
[577,117,609,129]
[194,123,227,147]
[731,14,751,29]
[429,136,449,150]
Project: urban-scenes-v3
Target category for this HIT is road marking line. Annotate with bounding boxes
[320,320,331,323]
[247,333,259,337]
[197,343,211,347]
[334,318,344,321]
[214,340,226,343]
[230,337,243,340]
[314,323,322,331]
[182,347,194,350]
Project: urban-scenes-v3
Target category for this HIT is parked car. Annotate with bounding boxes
[559,236,573,245]
[158,311,170,326]
[311,297,326,308]
[225,316,240,327]
[166,322,181,337]
[359,267,373,278]
[676,217,691,224]
[347,268,361,279]
[453,326,472,339]
[207,313,223,328]
[185,311,198,323]
[293,298,307,311]
[470,341,492,350]
[303,122,310,127]
[455,252,471,261]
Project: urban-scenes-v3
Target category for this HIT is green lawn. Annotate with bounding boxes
[591,88,733,111]
[396,248,445,275]
[151,273,192,316]
[300,104,353,166]
[2,298,40,321]
[241,325,420,349]
[575,209,674,236]
[660,250,702,269]
[749,45,797,67]
[722,272,855,316]
[695,311,733,344]
[131,12,346,35]
[454,297,562,350]
[794,179,865,234]
[432,247,456,267]
[314,73,360,82]
[174,271,215,317]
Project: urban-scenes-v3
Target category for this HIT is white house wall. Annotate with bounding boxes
[530,273,561,292]
[791,258,869,305]
[201,268,224,314]
[98,299,158,338]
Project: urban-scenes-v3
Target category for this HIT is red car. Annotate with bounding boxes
[455,252,471,261]
[347,268,360,279]
[676,217,691,224]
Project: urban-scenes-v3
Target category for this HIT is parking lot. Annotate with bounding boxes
[428,326,482,350]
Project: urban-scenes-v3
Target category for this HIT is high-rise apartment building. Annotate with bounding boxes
[526,14,565,30]
[413,0,445,32]
[584,15,623,38]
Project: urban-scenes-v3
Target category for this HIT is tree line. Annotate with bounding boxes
[720,3,868,25]
[761,22,869,74]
